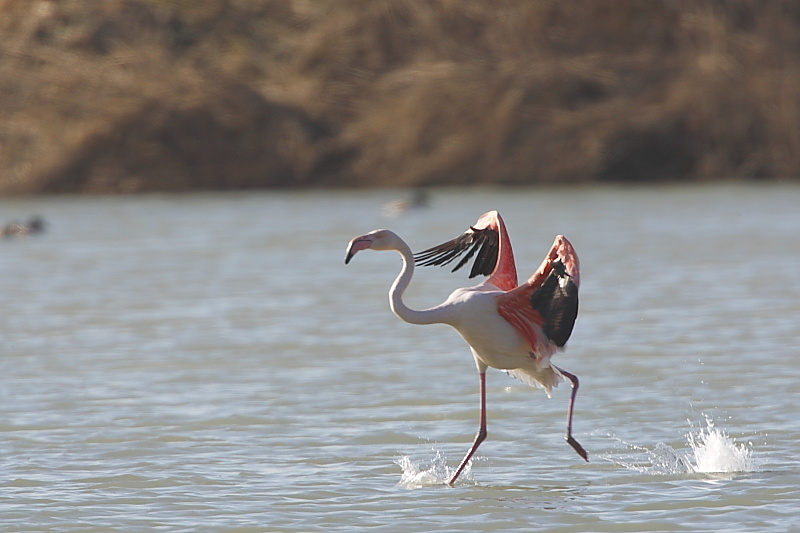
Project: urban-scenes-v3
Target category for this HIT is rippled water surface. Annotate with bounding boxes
[2,185,799,531]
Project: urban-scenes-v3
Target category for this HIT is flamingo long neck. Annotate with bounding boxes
[389,239,449,326]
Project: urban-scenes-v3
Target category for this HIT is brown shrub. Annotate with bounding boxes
[1,0,800,193]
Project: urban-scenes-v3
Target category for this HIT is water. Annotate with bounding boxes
[1,185,799,531]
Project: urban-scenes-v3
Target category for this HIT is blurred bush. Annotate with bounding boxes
[1,0,799,193]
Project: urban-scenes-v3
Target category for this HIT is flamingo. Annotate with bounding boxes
[344,211,587,485]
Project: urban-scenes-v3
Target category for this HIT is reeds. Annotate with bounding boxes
[1,0,799,193]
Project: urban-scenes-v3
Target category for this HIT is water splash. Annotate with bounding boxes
[605,416,754,476]
[395,449,471,488]
[688,417,753,474]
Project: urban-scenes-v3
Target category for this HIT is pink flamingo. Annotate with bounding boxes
[345,211,587,485]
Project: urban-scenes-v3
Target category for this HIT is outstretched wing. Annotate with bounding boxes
[413,224,498,277]
[497,235,580,351]
[413,211,518,291]
[529,258,579,347]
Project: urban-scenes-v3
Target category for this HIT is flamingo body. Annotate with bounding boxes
[345,211,586,485]
[438,286,560,386]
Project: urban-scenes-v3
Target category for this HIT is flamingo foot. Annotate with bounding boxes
[567,435,589,461]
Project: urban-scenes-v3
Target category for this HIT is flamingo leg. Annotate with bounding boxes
[449,372,487,486]
[554,366,588,461]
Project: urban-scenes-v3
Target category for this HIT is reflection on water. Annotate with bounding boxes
[1,185,799,531]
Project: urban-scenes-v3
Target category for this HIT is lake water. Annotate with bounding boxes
[1,185,799,532]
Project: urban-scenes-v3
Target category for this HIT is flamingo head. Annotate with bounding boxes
[345,229,398,264]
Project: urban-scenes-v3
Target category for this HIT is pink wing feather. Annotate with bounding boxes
[497,235,580,353]
[414,210,518,291]
[415,215,579,353]
[475,211,518,292]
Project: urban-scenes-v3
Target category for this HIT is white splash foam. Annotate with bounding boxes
[605,416,754,476]
[395,449,469,488]
[687,417,754,474]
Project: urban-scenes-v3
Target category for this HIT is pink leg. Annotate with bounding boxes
[555,366,588,461]
[449,372,487,486]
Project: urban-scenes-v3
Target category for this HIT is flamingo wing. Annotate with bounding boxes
[497,235,580,352]
[413,211,518,291]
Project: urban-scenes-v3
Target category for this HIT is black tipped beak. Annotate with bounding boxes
[345,236,371,264]
[345,241,359,264]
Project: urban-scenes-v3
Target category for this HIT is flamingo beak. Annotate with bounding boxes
[345,236,373,264]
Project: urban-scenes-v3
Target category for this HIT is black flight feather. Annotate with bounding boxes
[414,226,499,279]
[529,260,579,347]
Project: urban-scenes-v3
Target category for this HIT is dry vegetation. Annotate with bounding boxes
[1,0,800,194]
